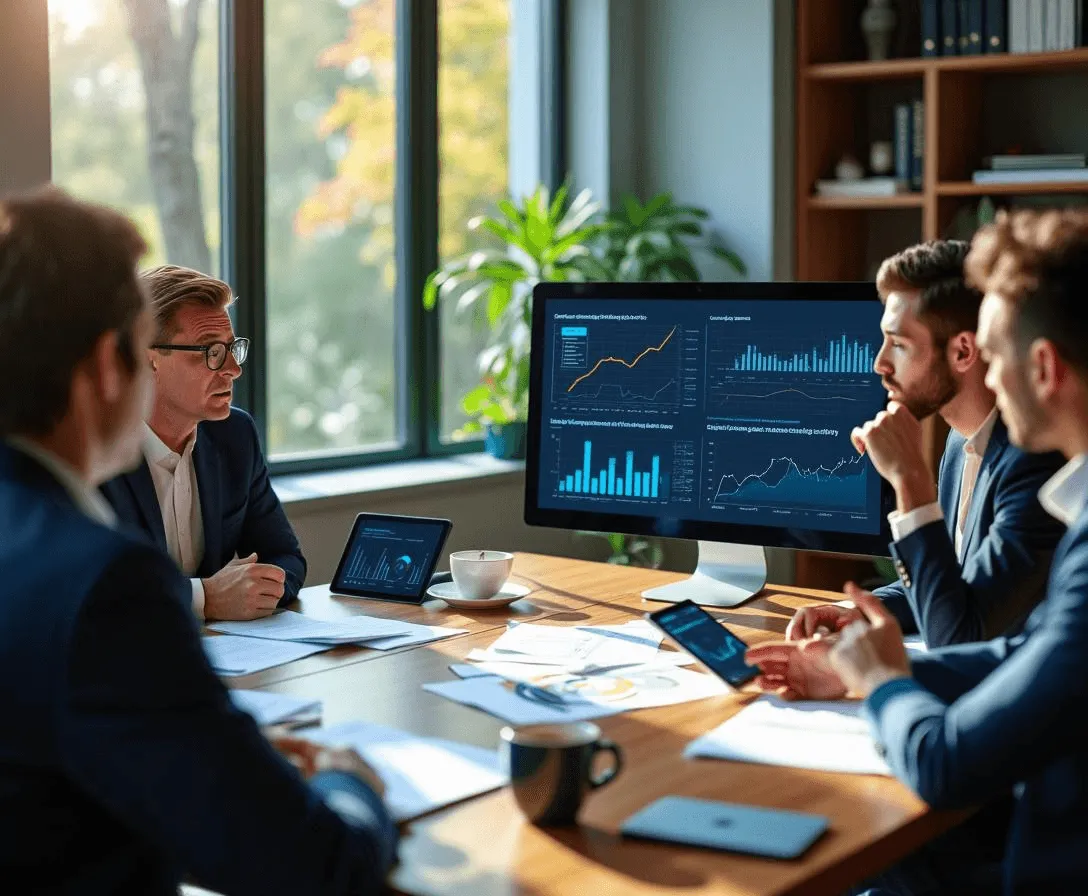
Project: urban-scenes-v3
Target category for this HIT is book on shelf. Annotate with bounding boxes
[815,178,912,197]
[972,167,1088,184]
[987,153,1086,170]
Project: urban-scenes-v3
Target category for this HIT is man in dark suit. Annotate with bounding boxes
[748,209,1088,893]
[0,188,396,894]
[788,240,1064,648]
[101,265,306,621]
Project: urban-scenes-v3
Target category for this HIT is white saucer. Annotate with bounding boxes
[427,581,531,609]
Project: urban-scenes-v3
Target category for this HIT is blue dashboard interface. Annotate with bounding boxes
[536,297,886,535]
[334,516,446,598]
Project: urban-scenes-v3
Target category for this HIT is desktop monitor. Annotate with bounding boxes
[524,281,895,607]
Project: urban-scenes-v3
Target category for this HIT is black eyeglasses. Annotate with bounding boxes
[151,337,250,371]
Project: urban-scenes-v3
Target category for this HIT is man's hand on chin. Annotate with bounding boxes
[851,401,937,513]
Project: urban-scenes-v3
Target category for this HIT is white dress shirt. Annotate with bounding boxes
[6,437,117,527]
[1038,453,1088,526]
[888,407,1000,560]
[143,425,207,618]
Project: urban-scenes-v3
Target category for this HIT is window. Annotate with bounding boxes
[437,0,511,441]
[34,0,559,472]
[48,0,221,274]
[264,0,398,460]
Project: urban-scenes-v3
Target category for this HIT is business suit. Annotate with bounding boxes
[101,407,306,604]
[0,443,395,894]
[865,498,1088,893]
[874,418,1065,646]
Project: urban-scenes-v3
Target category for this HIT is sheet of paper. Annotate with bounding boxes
[424,677,616,725]
[202,636,328,676]
[229,689,322,726]
[208,611,411,645]
[362,624,467,651]
[684,695,892,776]
[426,664,726,724]
[468,619,664,668]
[305,720,507,822]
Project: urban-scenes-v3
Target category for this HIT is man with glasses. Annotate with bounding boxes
[102,265,306,620]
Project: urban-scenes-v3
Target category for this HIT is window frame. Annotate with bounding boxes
[222,0,565,475]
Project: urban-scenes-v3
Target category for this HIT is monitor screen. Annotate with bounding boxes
[524,282,894,557]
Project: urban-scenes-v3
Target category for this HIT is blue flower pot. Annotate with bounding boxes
[484,421,527,460]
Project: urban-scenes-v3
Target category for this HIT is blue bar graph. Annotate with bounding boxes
[557,440,667,500]
[732,334,875,374]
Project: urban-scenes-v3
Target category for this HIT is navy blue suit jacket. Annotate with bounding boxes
[874,418,1065,646]
[0,443,395,894]
[866,501,1088,893]
[101,408,306,605]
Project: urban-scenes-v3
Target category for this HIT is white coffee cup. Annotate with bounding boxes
[450,550,514,600]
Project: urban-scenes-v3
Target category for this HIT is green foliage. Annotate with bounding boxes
[574,530,666,569]
[425,182,745,436]
[601,192,747,282]
[423,181,611,432]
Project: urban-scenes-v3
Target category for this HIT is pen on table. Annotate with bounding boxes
[514,681,569,711]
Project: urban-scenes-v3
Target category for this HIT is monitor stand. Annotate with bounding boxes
[641,541,767,608]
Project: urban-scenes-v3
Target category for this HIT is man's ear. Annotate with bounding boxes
[88,330,126,404]
[1030,338,1063,403]
[947,330,979,373]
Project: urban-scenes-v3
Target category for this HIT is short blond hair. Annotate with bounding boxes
[140,265,233,341]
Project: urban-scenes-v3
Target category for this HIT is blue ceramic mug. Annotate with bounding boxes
[501,721,623,825]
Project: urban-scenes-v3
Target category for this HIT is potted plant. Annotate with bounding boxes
[422,181,611,457]
[423,182,745,458]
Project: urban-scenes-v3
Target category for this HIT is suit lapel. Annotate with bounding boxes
[938,432,966,541]
[193,424,221,578]
[125,461,168,551]
[959,420,1009,560]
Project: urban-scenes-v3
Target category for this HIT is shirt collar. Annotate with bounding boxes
[1039,453,1088,526]
[143,424,196,467]
[5,437,117,526]
[963,407,1000,459]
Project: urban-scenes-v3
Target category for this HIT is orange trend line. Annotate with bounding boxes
[566,326,677,393]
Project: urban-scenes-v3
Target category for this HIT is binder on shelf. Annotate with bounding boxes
[922,0,942,54]
[942,0,961,53]
[910,100,925,191]
[964,0,985,53]
[984,0,1008,50]
[1028,0,1045,51]
[1010,0,1029,50]
[1058,0,1078,48]
[1046,0,1061,48]
[894,103,912,184]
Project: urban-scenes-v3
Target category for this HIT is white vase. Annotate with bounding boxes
[861,0,897,61]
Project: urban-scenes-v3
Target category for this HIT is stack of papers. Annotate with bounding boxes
[203,611,468,675]
[209,611,416,645]
[203,636,329,676]
[685,696,892,776]
[304,721,506,821]
[466,619,671,669]
[229,689,322,727]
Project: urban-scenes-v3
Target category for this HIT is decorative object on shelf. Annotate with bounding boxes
[424,182,744,458]
[860,0,898,61]
[869,140,894,175]
[834,153,865,181]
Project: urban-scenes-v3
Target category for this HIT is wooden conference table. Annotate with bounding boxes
[228,553,965,896]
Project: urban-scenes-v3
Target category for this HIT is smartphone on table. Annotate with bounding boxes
[646,599,758,687]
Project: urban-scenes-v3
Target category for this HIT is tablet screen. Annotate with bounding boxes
[331,514,451,602]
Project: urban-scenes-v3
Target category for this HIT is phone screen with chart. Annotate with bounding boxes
[648,600,758,686]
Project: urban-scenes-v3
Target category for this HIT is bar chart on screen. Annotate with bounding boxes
[547,433,697,507]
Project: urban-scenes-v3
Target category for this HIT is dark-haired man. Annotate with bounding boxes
[0,187,396,894]
[748,212,1088,892]
[787,240,1065,648]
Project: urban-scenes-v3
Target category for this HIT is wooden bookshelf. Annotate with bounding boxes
[793,0,1088,586]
